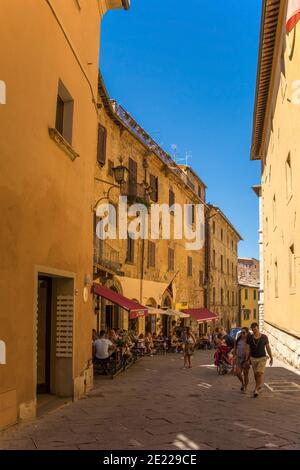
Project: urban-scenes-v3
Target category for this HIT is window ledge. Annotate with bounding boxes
[289,287,296,295]
[49,128,79,162]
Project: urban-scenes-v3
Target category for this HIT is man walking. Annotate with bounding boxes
[246,322,273,397]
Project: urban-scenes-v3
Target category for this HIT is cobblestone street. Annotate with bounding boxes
[1,351,300,451]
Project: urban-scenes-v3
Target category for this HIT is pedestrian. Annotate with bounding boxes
[233,327,250,393]
[245,322,273,397]
[182,327,196,369]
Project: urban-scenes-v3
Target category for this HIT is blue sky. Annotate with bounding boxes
[100,0,262,258]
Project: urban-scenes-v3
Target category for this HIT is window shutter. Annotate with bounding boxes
[148,241,156,267]
[128,158,137,196]
[97,125,107,166]
[150,174,158,202]
[169,189,175,209]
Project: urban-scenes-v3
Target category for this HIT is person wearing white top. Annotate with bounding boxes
[93,330,115,360]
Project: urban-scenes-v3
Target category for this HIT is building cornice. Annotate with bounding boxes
[250,0,281,161]
[97,72,208,205]
[208,204,243,241]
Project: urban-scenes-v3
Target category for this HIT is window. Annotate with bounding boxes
[227,290,230,305]
[198,185,202,199]
[128,158,138,196]
[232,291,235,306]
[245,289,248,300]
[199,270,204,287]
[244,310,250,321]
[286,153,292,199]
[275,260,279,298]
[213,287,216,305]
[107,159,114,177]
[232,262,234,276]
[55,95,64,135]
[227,259,229,274]
[188,205,195,226]
[191,205,195,224]
[150,174,159,202]
[55,80,74,144]
[187,256,193,277]
[253,290,257,300]
[289,244,296,290]
[221,255,224,273]
[126,234,134,263]
[254,309,257,319]
[148,241,156,268]
[213,221,216,234]
[169,189,175,213]
[97,124,107,166]
[168,248,174,272]
[213,250,216,267]
[221,288,224,305]
[231,240,233,250]
[221,229,224,241]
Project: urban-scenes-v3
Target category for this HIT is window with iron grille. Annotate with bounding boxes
[187,256,193,277]
[168,248,174,272]
[148,241,156,267]
[97,124,107,166]
[150,174,159,202]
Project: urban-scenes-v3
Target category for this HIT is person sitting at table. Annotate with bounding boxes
[137,333,146,354]
[108,329,119,344]
[93,330,116,361]
[145,332,154,355]
[168,333,178,352]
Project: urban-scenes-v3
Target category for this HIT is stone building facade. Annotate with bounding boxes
[94,75,206,335]
[206,205,242,331]
[250,0,300,369]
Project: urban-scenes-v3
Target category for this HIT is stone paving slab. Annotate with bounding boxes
[1,351,300,450]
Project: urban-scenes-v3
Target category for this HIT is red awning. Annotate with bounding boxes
[93,283,148,319]
[181,308,218,324]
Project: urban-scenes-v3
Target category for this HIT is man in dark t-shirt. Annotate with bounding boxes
[246,322,273,397]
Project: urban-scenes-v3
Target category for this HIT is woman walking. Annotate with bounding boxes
[183,327,196,369]
[233,327,250,393]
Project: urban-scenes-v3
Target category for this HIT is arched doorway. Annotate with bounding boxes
[95,279,124,333]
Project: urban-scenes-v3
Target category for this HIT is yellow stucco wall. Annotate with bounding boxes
[0,0,124,430]
[259,18,300,339]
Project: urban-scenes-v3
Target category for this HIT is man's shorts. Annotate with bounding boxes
[250,356,268,374]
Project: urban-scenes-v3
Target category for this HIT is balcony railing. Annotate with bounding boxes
[120,181,149,204]
[94,238,121,273]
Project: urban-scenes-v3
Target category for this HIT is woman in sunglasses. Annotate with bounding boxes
[233,327,250,393]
